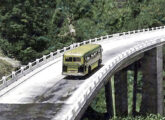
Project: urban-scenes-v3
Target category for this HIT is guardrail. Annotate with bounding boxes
[0,26,165,92]
[57,37,165,120]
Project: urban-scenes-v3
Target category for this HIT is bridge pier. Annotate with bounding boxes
[114,69,128,116]
[105,80,113,118]
[140,46,163,115]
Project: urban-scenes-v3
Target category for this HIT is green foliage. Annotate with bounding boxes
[127,71,142,114]
[0,0,55,64]
[112,114,165,120]
[0,0,165,64]
[91,87,106,113]
[19,47,39,63]
[34,36,50,52]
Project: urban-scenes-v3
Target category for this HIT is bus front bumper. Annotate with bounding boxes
[62,72,86,76]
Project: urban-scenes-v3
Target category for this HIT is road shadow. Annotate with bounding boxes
[64,64,104,80]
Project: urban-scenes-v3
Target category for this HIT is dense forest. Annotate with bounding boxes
[0,0,165,120]
[0,0,165,64]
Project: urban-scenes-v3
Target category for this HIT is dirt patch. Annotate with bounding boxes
[0,57,20,68]
[0,59,14,79]
[0,49,21,79]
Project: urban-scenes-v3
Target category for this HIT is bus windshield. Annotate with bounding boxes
[73,57,81,62]
[65,57,81,62]
[65,57,72,62]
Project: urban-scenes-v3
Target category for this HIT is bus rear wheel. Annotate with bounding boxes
[98,59,102,67]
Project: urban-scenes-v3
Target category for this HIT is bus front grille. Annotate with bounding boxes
[68,70,77,73]
[68,66,78,72]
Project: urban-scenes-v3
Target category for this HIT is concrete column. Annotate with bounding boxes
[114,69,128,116]
[140,46,163,115]
[105,80,113,118]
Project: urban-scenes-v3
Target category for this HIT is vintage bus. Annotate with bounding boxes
[62,44,102,76]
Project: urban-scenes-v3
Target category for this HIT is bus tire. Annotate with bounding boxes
[88,66,91,74]
[98,59,102,67]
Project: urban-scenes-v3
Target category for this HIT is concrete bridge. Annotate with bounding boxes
[0,26,165,120]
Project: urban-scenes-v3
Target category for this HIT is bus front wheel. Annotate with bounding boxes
[88,66,91,74]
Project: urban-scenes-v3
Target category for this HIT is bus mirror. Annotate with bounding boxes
[87,57,90,61]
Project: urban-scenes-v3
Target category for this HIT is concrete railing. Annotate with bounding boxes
[57,37,165,120]
[0,26,165,92]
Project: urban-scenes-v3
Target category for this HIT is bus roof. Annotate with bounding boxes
[64,44,101,57]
